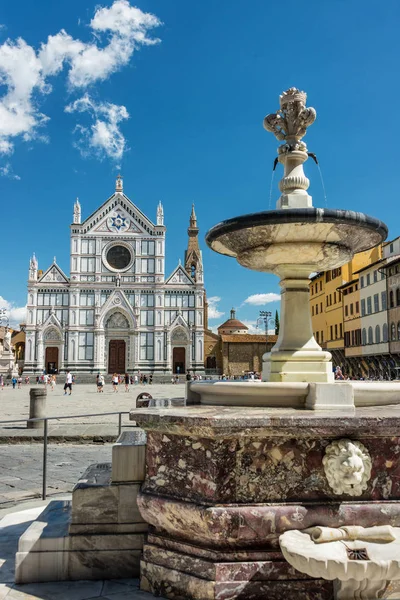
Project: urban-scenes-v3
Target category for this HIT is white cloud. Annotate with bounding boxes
[0,1,161,163]
[0,296,26,327]
[207,296,225,320]
[243,293,280,306]
[0,163,20,179]
[66,94,129,162]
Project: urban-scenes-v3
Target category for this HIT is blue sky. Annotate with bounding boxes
[1,0,399,329]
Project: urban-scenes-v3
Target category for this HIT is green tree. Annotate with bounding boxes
[275,310,280,335]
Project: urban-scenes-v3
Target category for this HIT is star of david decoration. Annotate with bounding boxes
[107,212,130,233]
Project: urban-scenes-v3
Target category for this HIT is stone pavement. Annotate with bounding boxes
[0,383,186,441]
[0,501,153,599]
[0,444,113,506]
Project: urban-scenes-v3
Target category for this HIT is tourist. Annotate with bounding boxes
[0,375,3,390]
[43,373,48,387]
[97,374,104,392]
[24,376,29,384]
[124,373,130,392]
[186,370,192,382]
[112,373,119,392]
[36,376,39,384]
[17,376,22,389]
[143,374,148,385]
[149,374,153,385]
[11,376,17,389]
[134,374,138,385]
[50,375,56,391]
[64,371,73,396]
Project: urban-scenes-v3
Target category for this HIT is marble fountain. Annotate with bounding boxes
[14,89,400,599]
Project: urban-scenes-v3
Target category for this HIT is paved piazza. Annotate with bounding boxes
[0,382,186,424]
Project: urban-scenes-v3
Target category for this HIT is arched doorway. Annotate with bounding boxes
[45,347,59,374]
[173,347,185,374]
[105,312,129,374]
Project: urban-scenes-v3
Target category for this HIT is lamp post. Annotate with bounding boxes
[256,310,275,351]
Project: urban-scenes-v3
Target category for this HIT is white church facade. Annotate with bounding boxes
[24,176,205,377]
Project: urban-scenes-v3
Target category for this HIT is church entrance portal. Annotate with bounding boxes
[45,347,59,374]
[108,340,126,374]
[173,347,185,374]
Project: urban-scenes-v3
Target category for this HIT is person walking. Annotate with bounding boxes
[124,373,130,392]
[43,373,48,387]
[98,373,105,392]
[112,373,119,393]
[17,376,22,389]
[134,374,138,385]
[11,376,17,389]
[64,371,73,395]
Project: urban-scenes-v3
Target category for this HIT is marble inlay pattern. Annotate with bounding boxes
[142,431,400,503]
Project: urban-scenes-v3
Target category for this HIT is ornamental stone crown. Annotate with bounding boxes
[279,87,307,108]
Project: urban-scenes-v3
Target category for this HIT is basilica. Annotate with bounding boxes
[24,176,205,376]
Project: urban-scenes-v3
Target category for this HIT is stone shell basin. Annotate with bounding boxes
[280,528,400,586]
[205,208,388,272]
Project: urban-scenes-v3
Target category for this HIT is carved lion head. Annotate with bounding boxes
[322,439,372,497]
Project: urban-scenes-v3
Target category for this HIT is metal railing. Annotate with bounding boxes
[0,411,131,501]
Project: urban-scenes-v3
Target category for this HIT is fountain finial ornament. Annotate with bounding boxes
[264,88,316,209]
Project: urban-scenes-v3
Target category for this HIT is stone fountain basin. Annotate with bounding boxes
[280,528,400,583]
[188,381,400,408]
[206,208,387,272]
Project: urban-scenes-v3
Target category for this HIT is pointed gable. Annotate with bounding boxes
[165,264,194,286]
[39,263,69,284]
[79,192,158,236]
[98,289,137,328]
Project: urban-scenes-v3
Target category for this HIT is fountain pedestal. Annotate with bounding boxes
[133,405,400,600]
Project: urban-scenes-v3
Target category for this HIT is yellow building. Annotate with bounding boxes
[310,245,382,369]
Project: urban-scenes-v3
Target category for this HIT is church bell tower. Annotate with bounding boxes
[184,204,203,282]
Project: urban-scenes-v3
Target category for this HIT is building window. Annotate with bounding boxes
[80,293,95,306]
[315,304,318,315]
[355,301,359,313]
[367,297,372,314]
[330,325,333,340]
[140,310,154,326]
[81,257,95,272]
[140,294,155,307]
[397,289,400,306]
[140,332,154,360]
[334,292,336,304]
[362,328,367,345]
[320,302,322,312]
[141,241,155,255]
[78,333,93,360]
[390,243,394,253]
[335,324,338,339]
[340,323,343,338]
[375,325,381,344]
[368,326,373,345]
[390,291,394,308]
[312,306,314,316]
[316,331,319,343]
[382,291,387,311]
[373,270,378,283]
[141,258,155,274]
[320,281,322,291]
[374,294,379,313]
[345,305,348,317]
[360,276,364,288]
[398,322,400,341]
[381,270,385,280]
[366,273,370,286]
[81,240,96,254]
[321,331,324,343]
[350,304,354,315]
[361,299,366,316]
[79,310,94,325]
[383,323,388,342]
[391,323,396,341]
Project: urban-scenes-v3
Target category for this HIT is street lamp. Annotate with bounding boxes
[256,310,275,351]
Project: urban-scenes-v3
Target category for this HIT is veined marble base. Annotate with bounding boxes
[132,404,400,599]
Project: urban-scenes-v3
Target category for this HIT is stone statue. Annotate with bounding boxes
[322,439,372,496]
[3,327,11,353]
[264,87,316,154]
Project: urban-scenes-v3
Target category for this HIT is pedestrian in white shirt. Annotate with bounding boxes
[64,371,73,396]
